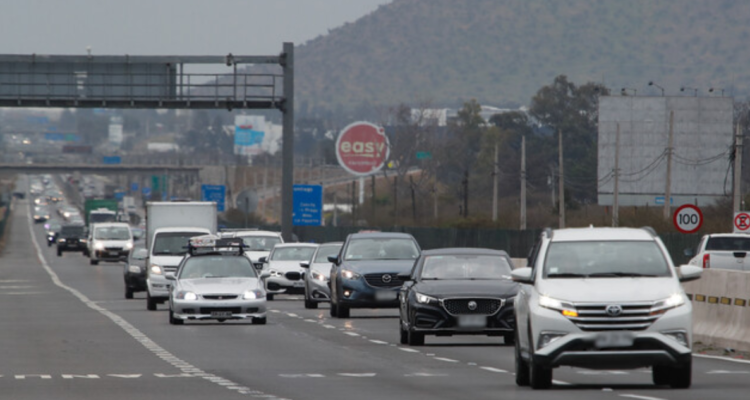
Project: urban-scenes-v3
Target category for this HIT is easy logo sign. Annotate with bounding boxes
[336,122,390,176]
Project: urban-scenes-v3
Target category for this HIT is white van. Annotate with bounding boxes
[88,222,133,265]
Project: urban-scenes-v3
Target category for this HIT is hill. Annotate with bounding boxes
[294,0,750,116]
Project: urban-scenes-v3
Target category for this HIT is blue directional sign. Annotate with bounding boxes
[201,184,226,212]
[142,187,152,197]
[102,156,121,165]
[293,184,323,226]
[131,182,139,192]
[655,196,674,205]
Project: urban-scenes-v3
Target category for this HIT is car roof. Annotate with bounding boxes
[318,242,343,247]
[235,231,282,237]
[273,243,319,249]
[92,222,130,228]
[348,232,415,240]
[551,227,655,242]
[421,248,509,257]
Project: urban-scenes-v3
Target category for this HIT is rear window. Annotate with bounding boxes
[705,237,750,251]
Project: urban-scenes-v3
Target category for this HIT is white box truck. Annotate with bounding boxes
[145,201,217,311]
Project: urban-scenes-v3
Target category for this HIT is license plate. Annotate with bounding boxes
[595,331,634,348]
[108,251,119,256]
[457,315,486,329]
[211,311,232,318]
[375,290,398,301]
[293,281,305,288]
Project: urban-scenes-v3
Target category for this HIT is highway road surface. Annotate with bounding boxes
[3,195,750,400]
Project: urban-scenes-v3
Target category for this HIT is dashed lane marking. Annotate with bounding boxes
[369,340,388,345]
[694,353,750,365]
[322,325,336,329]
[434,357,459,363]
[619,395,666,400]
[480,367,507,373]
[553,380,572,386]
[398,348,420,353]
[337,373,376,377]
[706,370,750,374]
[343,332,360,337]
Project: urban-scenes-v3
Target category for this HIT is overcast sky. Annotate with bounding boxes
[0,0,392,55]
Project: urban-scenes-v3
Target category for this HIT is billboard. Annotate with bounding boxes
[108,116,123,147]
[234,115,265,156]
[598,96,733,207]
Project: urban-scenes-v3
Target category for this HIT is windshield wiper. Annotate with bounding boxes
[546,273,589,278]
[587,272,660,278]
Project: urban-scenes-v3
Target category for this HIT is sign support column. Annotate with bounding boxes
[281,42,294,241]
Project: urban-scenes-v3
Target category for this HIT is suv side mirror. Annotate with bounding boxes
[327,255,338,264]
[511,267,534,284]
[300,261,310,268]
[258,256,267,264]
[165,273,176,281]
[397,273,412,281]
[677,265,702,282]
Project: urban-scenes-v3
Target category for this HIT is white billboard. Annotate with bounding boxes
[108,116,123,147]
[598,96,733,207]
[234,115,265,156]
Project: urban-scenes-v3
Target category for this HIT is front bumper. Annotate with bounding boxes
[337,278,400,308]
[306,277,331,302]
[408,301,515,335]
[94,249,130,261]
[147,276,171,299]
[266,276,306,295]
[171,298,267,321]
[58,242,87,252]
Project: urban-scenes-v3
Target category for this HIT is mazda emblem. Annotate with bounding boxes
[605,304,623,317]
[382,274,392,283]
[468,301,478,311]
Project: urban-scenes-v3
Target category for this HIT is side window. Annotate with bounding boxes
[527,236,543,271]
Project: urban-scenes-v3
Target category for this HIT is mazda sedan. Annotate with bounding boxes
[398,248,518,346]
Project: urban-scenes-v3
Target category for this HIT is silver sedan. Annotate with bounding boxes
[301,242,342,309]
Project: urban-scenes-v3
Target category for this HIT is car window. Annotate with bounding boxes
[270,247,316,261]
[241,236,282,251]
[131,248,148,259]
[343,238,419,261]
[179,256,257,279]
[314,245,342,263]
[95,226,131,240]
[543,241,671,278]
[421,255,512,280]
[705,237,750,251]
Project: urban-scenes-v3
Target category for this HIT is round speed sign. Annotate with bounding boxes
[673,204,703,234]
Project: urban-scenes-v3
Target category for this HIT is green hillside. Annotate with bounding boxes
[295,0,750,114]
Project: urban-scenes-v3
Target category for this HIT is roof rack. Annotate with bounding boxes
[187,235,246,256]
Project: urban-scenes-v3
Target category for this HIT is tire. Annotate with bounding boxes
[125,286,134,299]
[217,319,226,323]
[504,332,516,346]
[252,317,267,325]
[652,365,670,386]
[90,259,98,265]
[529,359,553,390]
[266,293,274,301]
[515,337,530,386]
[337,305,350,318]
[57,249,62,257]
[147,293,157,311]
[668,359,692,389]
[169,309,183,325]
[329,301,338,317]
[399,320,408,345]
[304,299,318,309]
[407,329,425,346]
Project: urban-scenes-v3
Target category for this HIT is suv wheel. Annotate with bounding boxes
[668,359,692,389]
[146,293,157,311]
[329,301,338,317]
[407,329,424,346]
[504,332,516,346]
[399,320,408,345]
[304,299,318,309]
[266,293,274,301]
[529,360,553,389]
[337,305,350,318]
[57,249,62,257]
[90,259,98,266]
[515,334,530,386]
[125,286,134,299]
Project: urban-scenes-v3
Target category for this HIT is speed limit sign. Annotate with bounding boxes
[673,204,703,234]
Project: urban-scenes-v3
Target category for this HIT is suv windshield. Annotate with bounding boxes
[60,226,85,237]
[270,246,317,261]
[179,256,257,279]
[544,241,671,278]
[344,238,419,261]
[705,236,750,251]
[95,226,130,240]
[152,232,205,256]
[315,245,342,263]
[421,255,512,280]
[241,236,282,251]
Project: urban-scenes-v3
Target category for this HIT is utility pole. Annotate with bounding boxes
[393,175,398,222]
[333,193,338,227]
[558,129,565,229]
[371,175,376,219]
[520,135,527,230]
[463,170,469,218]
[613,123,620,227]
[433,182,438,222]
[734,121,743,213]
[492,142,499,222]
[664,111,674,220]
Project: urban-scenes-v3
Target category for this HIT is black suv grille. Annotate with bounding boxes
[568,302,659,331]
[442,298,504,315]
[364,273,402,287]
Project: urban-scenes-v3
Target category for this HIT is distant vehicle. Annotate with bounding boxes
[300,242,342,309]
[45,220,62,246]
[123,247,148,299]
[87,222,133,265]
[219,229,284,268]
[84,199,119,226]
[259,243,318,300]
[329,232,421,318]
[145,202,217,311]
[33,205,51,223]
[166,235,268,325]
[398,248,519,346]
[687,233,750,271]
[56,224,89,257]
[122,196,137,214]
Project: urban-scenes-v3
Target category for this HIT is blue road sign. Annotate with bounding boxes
[102,156,121,165]
[114,191,125,201]
[654,196,674,205]
[201,184,226,212]
[142,187,152,197]
[293,184,323,226]
[131,182,139,192]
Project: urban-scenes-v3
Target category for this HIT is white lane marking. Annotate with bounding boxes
[279,374,325,378]
[434,357,459,363]
[578,370,629,375]
[286,313,298,317]
[619,395,666,400]
[337,373,376,377]
[344,332,360,337]
[0,285,35,289]
[62,375,100,379]
[108,374,142,378]
[405,372,449,377]
[26,209,284,399]
[694,353,750,365]
[399,347,420,353]
[15,375,52,380]
[480,367,507,373]
[369,340,388,345]
[269,310,281,313]
[706,370,750,374]
[304,319,317,323]
[322,325,336,329]
[553,380,572,386]
[0,292,46,295]
[0,280,30,283]
[426,353,435,356]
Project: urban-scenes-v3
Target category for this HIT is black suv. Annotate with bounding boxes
[329,232,421,318]
[56,224,89,257]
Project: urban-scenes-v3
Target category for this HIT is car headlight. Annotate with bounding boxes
[269,269,282,277]
[539,295,578,317]
[80,238,87,243]
[94,242,105,250]
[125,242,134,250]
[58,238,65,243]
[341,269,361,280]
[311,271,327,282]
[150,265,163,275]
[176,291,198,301]
[243,289,265,300]
[651,293,686,315]
[128,265,142,273]
[415,292,438,305]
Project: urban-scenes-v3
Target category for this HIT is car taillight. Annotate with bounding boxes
[702,253,710,269]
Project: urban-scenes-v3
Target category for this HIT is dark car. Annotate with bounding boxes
[329,232,421,318]
[56,224,89,257]
[123,247,148,299]
[398,248,519,346]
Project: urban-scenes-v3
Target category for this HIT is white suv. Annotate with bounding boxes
[512,227,702,389]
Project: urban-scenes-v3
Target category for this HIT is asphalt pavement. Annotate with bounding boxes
[2,192,750,400]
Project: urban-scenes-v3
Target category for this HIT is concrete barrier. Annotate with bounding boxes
[683,269,750,351]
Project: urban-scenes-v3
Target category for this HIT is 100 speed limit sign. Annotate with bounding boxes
[673,204,703,234]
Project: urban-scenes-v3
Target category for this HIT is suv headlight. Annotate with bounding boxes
[94,242,105,250]
[243,289,265,300]
[311,271,327,282]
[539,295,578,317]
[269,269,282,277]
[415,292,438,305]
[150,265,163,275]
[125,242,134,250]
[341,269,361,280]
[176,291,198,301]
[128,265,142,273]
[651,293,686,315]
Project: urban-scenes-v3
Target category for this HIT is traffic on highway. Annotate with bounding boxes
[2,174,749,400]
